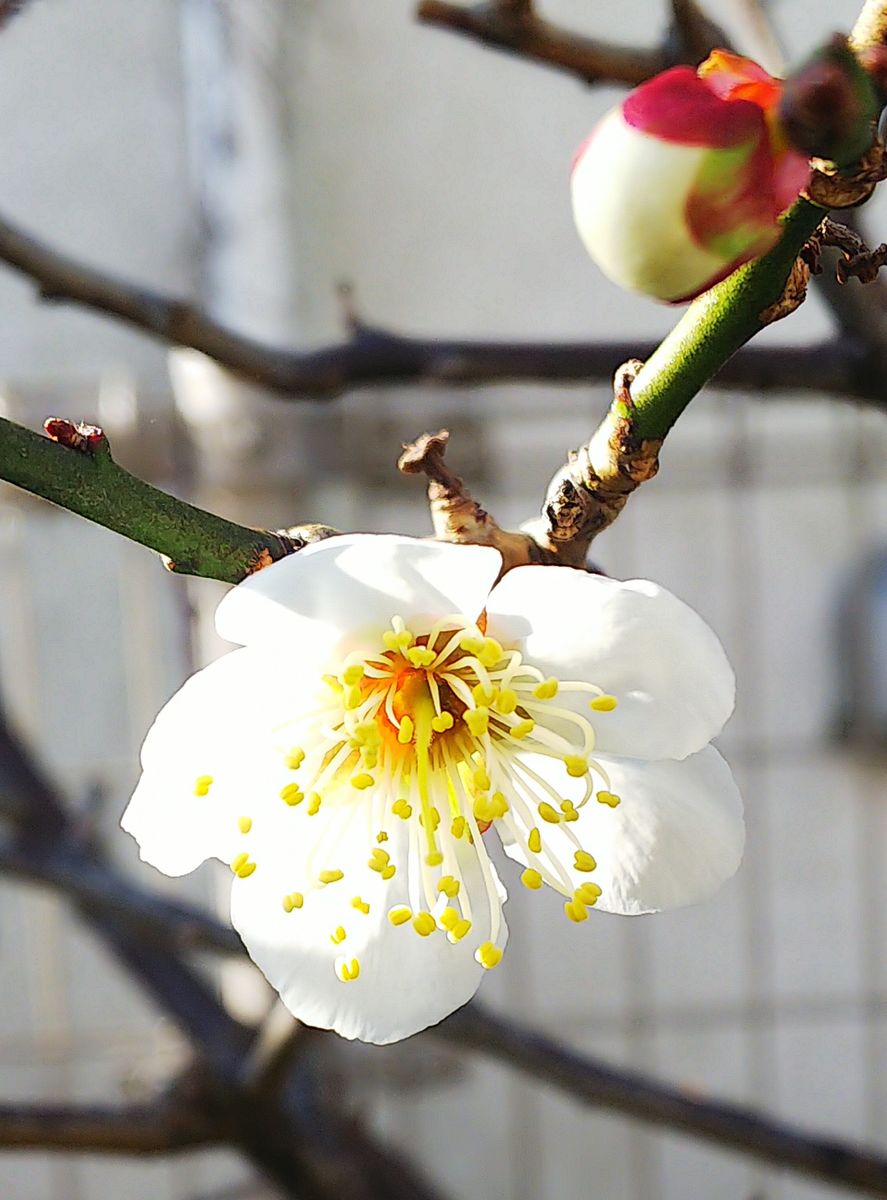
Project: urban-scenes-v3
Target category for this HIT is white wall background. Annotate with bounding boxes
[0,3,884,1200]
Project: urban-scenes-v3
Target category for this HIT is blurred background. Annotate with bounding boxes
[0,1,884,1198]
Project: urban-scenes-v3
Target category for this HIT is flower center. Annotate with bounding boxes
[213,613,622,986]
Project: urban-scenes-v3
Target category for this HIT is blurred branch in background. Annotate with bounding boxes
[0,1097,222,1154]
[0,209,877,403]
[415,0,728,87]
[3,709,887,1194]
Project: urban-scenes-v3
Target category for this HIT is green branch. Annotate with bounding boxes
[630,199,826,439]
[0,416,315,582]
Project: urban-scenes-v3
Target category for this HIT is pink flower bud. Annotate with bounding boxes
[571,51,811,302]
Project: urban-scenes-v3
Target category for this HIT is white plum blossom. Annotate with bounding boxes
[572,51,811,302]
[122,534,743,1044]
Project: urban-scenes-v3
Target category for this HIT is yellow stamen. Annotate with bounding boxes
[465,707,490,737]
[330,926,346,944]
[564,755,589,778]
[451,816,467,839]
[344,684,363,710]
[495,688,517,714]
[397,715,415,744]
[438,875,460,898]
[285,748,305,770]
[538,802,561,824]
[565,897,588,923]
[194,774,213,797]
[560,800,579,823]
[280,783,303,806]
[527,827,542,854]
[476,941,503,968]
[590,694,618,712]
[336,957,360,982]
[413,911,436,937]
[439,906,460,931]
[388,906,413,926]
[307,792,322,816]
[351,773,375,790]
[431,712,454,732]
[352,896,370,915]
[511,719,535,739]
[478,638,504,668]
[282,892,303,912]
[472,682,496,707]
[576,882,602,905]
[426,851,444,867]
[319,869,344,885]
[238,816,253,834]
[533,678,558,700]
[449,918,472,942]
[574,850,597,872]
[407,646,437,668]
[377,831,389,843]
[597,790,621,808]
[341,664,365,686]
[521,868,543,890]
[393,799,413,820]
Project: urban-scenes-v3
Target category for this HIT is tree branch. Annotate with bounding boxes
[416,0,664,86]
[436,1005,887,1197]
[0,1098,220,1155]
[0,415,330,583]
[0,210,874,404]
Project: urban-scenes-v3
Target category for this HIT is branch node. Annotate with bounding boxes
[820,217,887,282]
[803,135,887,208]
[43,417,109,457]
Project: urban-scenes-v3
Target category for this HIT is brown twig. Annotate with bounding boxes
[0,210,874,402]
[416,0,664,86]
[0,1098,221,1155]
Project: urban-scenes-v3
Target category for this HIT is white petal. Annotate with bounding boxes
[215,534,502,661]
[572,111,725,301]
[500,746,743,914]
[487,566,734,761]
[230,807,508,1044]
[122,647,316,876]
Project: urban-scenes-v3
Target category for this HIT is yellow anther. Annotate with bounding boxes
[478,638,504,668]
[590,694,618,712]
[473,795,494,823]
[533,678,559,700]
[230,852,249,873]
[495,689,518,714]
[576,882,602,906]
[574,850,597,873]
[407,646,437,668]
[393,800,412,820]
[473,766,491,791]
[426,851,444,867]
[351,896,371,915]
[538,802,561,824]
[341,663,365,686]
[377,831,389,843]
[419,807,441,831]
[564,898,589,923]
[280,783,304,807]
[521,868,543,890]
[449,918,472,943]
[344,684,363,710]
[560,800,579,823]
[465,707,490,737]
[351,773,375,790]
[363,749,378,769]
[319,869,344,885]
[472,682,496,707]
[451,816,467,839]
[282,892,303,912]
[397,716,414,744]
[353,721,381,746]
[388,905,413,926]
[527,827,542,854]
[439,906,460,931]
[476,941,503,969]
[381,865,396,880]
[438,875,460,898]
[413,911,436,937]
[237,862,257,879]
[193,774,213,797]
[323,674,344,694]
[383,628,413,652]
[330,926,347,944]
[597,790,621,808]
[285,748,305,770]
[431,711,454,733]
[238,816,253,834]
[491,791,509,817]
[307,793,322,816]
[564,755,589,778]
[460,635,484,656]
[336,957,360,982]
[368,849,390,872]
[511,719,535,739]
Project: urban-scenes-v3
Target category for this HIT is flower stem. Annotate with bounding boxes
[0,415,307,581]
[629,198,826,440]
